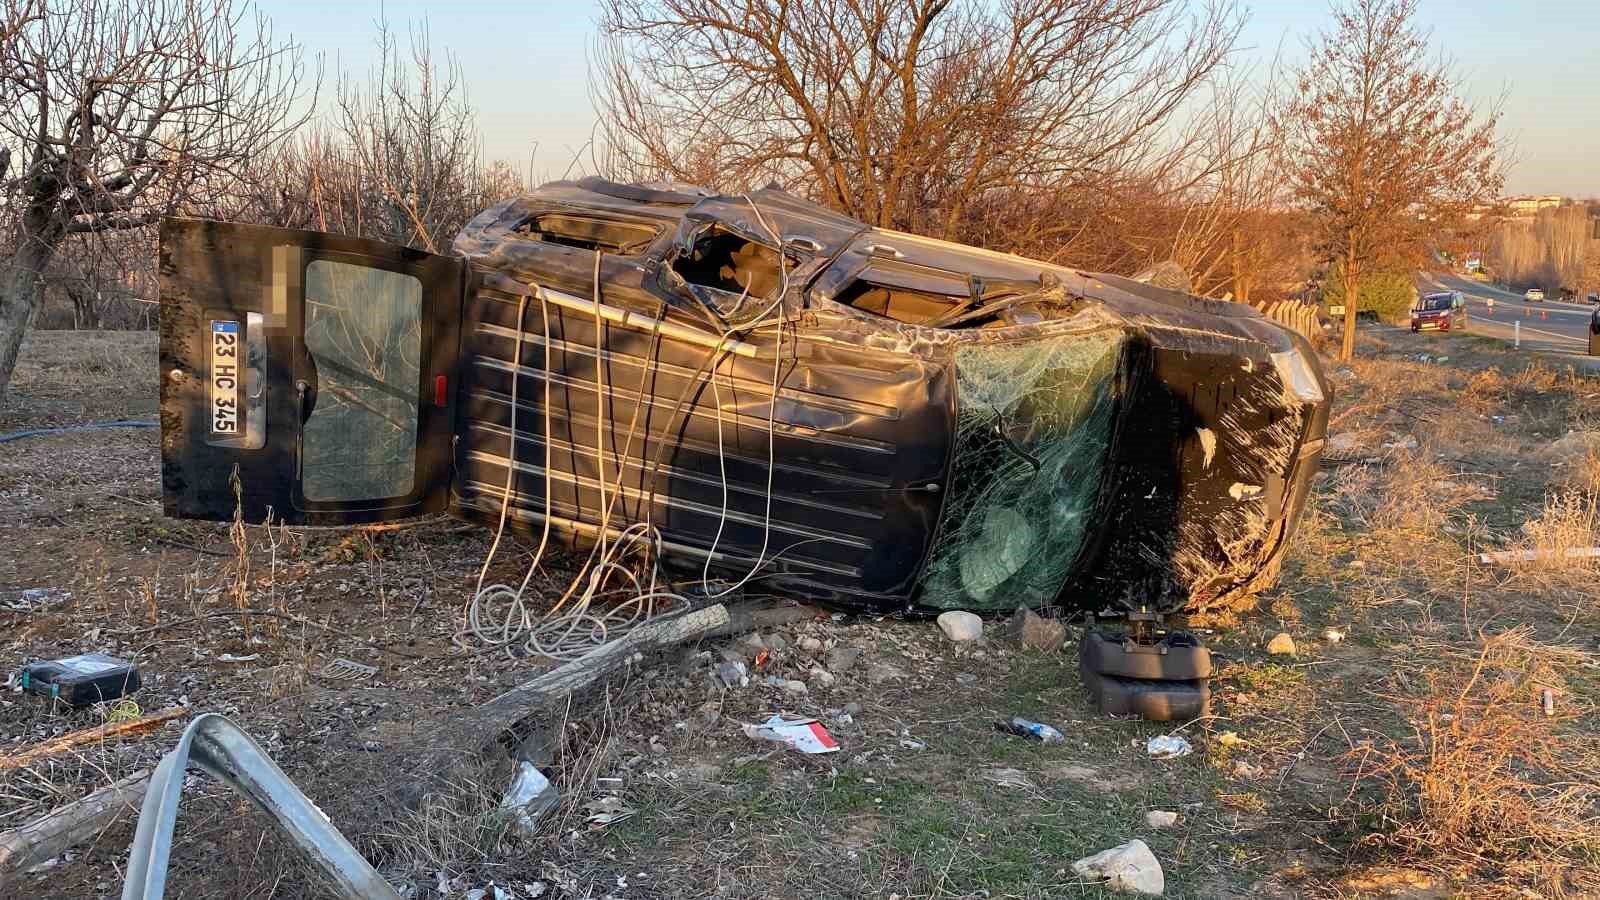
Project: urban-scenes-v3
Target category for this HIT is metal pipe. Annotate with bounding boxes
[483,272,759,358]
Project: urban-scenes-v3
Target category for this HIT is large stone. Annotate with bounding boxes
[1265,632,1296,656]
[1005,606,1066,652]
[1072,839,1165,895]
[936,610,983,642]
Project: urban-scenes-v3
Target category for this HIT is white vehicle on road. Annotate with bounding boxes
[1525,287,1545,302]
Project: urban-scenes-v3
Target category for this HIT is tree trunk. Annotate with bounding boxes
[0,246,52,402]
[1340,265,1359,362]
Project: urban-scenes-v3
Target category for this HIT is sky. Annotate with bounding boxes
[263,0,1600,198]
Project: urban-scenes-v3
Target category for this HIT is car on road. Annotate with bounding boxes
[1525,287,1545,302]
[1412,291,1466,333]
[1587,292,1599,304]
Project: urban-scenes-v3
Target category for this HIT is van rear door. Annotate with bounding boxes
[159,218,462,525]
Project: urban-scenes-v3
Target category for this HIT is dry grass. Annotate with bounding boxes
[1346,628,1600,897]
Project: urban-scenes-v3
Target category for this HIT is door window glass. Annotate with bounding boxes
[302,260,423,502]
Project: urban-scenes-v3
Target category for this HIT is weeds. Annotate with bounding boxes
[1346,628,1600,896]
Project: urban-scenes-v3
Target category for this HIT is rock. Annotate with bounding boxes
[808,667,836,689]
[798,636,823,653]
[782,679,808,696]
[936,610,983,642]
[1005,606,1066,652]
[865,662,907,684]
[1072,839,1164,895]
[1549,430,1600,462]
[1266,632,1296,656]
[955,672,977,686]
[1232,760,1263,779]
[826,647,864,674]
[1145,810,1179,829]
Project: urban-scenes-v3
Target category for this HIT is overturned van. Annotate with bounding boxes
[158,178,1329,617]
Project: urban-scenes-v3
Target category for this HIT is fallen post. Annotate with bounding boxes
[0,771,151,888]
[1477,547,1600,566]
[0,707,188,770]
[390,604,730,811]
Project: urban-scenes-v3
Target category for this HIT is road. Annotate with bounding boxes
[1421,271,1600,361]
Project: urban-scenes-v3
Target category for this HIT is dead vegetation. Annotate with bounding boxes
[3,327,1600,898]
[1346,628,1600,897]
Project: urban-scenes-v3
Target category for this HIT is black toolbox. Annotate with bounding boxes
[18,653,141,707]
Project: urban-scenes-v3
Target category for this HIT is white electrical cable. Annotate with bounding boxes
[698,194,790,598]
[463,253,688,661]
[464,194,794,660]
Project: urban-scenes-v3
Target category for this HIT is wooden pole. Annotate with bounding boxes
[0,708,188,771]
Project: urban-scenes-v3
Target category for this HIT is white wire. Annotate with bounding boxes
[463,254,689,662]
[698,193,789,598]
[464,194,792,659]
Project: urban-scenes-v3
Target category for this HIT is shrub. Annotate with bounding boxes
[1321,264,1418,324]
[1347,629,1600,896]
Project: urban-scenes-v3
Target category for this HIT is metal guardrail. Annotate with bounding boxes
[122,713,400,900]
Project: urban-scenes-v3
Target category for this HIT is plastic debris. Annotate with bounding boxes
[319,658,377,681]
[995,716,1065,744]
[1146,735,1193,759]
[985,767,1034,789]
[501,761,559,836]
[217,653,260,663]
[583,796,637,827]
[742,714,840,754]
[716,660,749,688]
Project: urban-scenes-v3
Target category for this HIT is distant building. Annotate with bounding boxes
[1505,195,1568,216]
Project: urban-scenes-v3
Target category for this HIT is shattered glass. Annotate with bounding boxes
[919,329,1125,610]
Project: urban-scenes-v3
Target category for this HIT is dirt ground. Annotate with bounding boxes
[2,326,1598,899]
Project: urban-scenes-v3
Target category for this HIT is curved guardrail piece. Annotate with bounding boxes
[121,713,400,900]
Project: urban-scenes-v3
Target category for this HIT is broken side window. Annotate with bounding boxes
[832,258,967,325]
[511,213,659,254]
[671,226,784,298]
[835,260,1059,328]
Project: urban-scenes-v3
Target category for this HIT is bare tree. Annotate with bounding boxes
[1281,0,1502,361]
[0,0,308,400]
[595,0,1243,250]
[236,22,525,252]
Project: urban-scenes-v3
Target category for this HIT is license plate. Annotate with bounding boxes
[210,320,241,434]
